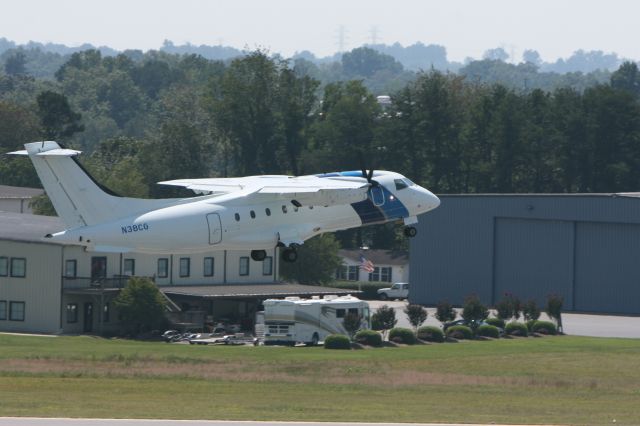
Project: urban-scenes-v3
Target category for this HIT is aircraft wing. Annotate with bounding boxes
[159,175,370,206]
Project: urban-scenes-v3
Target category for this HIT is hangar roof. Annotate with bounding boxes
[339,249,408,266]
[161,283,357,299]
[0,185,44,199]
[0,211,66,244]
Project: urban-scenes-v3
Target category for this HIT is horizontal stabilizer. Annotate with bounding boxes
[35,148,81,157]
[7,150,28,156]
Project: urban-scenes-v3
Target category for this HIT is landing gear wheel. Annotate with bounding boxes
[281,247,298,263]
[251,249,267,261]
[404,226,417,238]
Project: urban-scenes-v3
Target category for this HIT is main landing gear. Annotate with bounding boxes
[250,250,267,261]
[281,247,298,263]
[404,226,417,238]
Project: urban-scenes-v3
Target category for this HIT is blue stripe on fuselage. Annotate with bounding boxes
[315,172,409,225]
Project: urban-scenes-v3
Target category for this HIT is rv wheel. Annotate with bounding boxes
[251,249,267,261]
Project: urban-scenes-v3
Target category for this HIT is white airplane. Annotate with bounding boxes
[9,141,440,262]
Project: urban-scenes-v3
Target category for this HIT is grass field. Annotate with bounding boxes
[1,334,639,425]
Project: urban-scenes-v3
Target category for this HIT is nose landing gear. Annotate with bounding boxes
[404,226,417,238]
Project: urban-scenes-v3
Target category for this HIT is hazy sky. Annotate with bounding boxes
[2,0,638,62]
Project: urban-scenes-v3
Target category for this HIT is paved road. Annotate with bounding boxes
[0,419,552,426]
[369,300,640,339]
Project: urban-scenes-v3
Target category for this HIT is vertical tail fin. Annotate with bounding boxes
[8,141,173,228]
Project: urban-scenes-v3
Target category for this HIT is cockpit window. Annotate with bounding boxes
[394,179,408,190]
[404,178,416,186]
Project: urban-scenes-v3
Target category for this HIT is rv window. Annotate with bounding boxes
[336,309,345,318]
[348,308,359,316]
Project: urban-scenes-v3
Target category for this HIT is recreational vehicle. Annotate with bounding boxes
[261,295,370,345]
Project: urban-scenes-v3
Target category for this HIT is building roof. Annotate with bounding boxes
[161,283,357,299]
[0,185,44,199]
[0,211,66,244]
[339,249,408,266]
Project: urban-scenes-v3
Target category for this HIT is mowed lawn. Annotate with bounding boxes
[1,334,639,425]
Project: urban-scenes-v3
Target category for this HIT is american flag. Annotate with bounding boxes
[359,254,374,273]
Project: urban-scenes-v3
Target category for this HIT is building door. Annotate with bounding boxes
[83,302,93,333]
[207,213,222,244]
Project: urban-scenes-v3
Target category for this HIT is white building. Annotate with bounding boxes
[0,212,351,335]
[0,185,43,214]
[336,249,409,283]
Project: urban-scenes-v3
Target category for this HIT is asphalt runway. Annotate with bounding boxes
[0,420,550,426]
[369,300,640,339]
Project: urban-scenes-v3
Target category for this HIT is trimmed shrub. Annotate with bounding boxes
[522,299,541,321]
[461,294,489,329]
[532,320,558,335]
[526,319,538,332]
[417,326,445,342]
[324,334,351,349]
[485,317,505,329]
[477,324,500,338]
[505,322,529,337]
[435,300,457,324]
[354,329,383,347]
[446,325,473,340]
[388,327,416,345]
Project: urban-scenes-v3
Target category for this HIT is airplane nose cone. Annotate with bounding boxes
[426,190,440,211]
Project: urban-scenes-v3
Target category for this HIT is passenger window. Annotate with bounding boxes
[282,205,288,214]
[250,210,256,219]
[234,213,240,221]
[394,179,408,190]
[265,208,271,216]
[336,309,345,318]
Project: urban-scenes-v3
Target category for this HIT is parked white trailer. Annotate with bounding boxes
[261,295,370,345]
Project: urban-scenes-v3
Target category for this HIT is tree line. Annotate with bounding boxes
[2,49,640,249]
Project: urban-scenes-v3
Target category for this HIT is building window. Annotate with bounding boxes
[10,258,26,277]
[380,267,392,282]
[203,257,214,277]
[0,301,6,320]
[91,257,107,280]
[9,301,25,321]
[66,303,78,323]
[263,256,273,275]
[179,258,190,277]
[157,258,168,278]
[65,260,77,278]
[0,257,7,276]
[239,257,249,276]
[123,259,135,276]
[103,303,110,322]
[348,266,358,281]
[368,267,381,282]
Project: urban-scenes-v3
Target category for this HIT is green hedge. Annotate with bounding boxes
[417,326,444,342]
[354,330,383,347]
[446,325,473,340]
[324,334,351,349]
[327,281,389,300]
[485,317,506,329]
[388,327,416,345]
[505,322,529,337]
[532,320,557,335]
[477,324,500,338]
